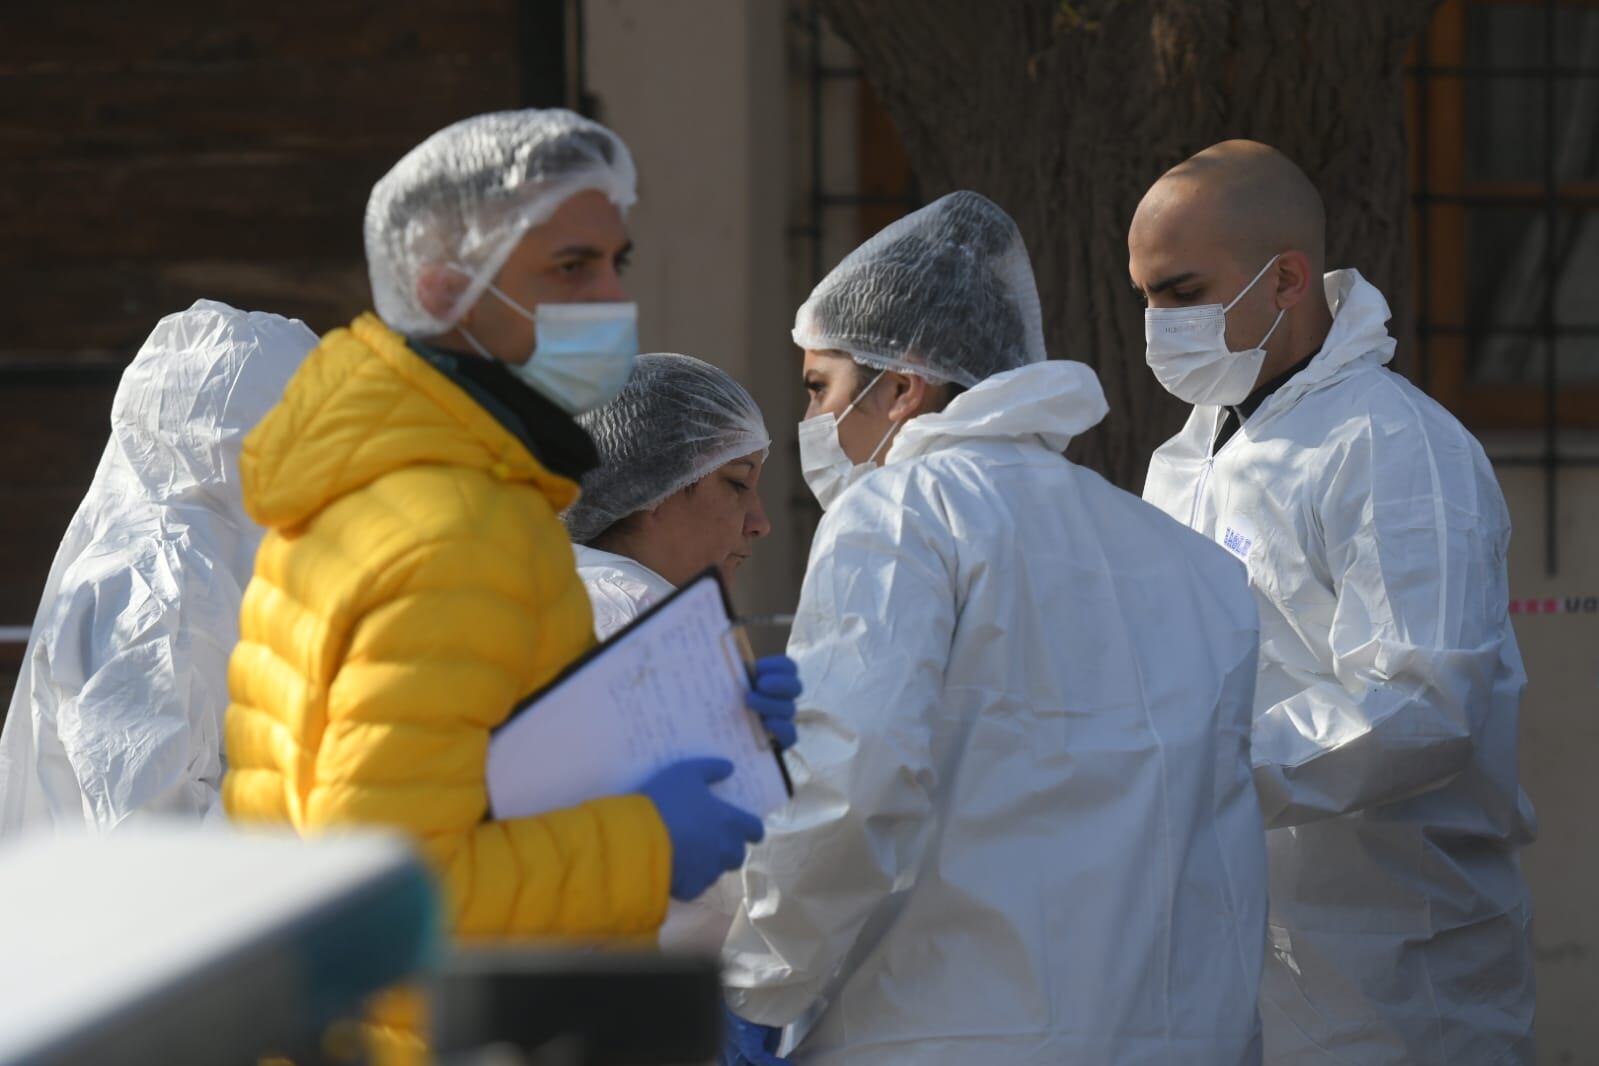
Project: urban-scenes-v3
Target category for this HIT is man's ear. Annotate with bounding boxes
[1274,250,1316,311]
[417,265,472,325]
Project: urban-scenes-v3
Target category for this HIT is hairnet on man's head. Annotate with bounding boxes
[564,354,770,545]
[365,108,636,337]
[792,190,1046,388]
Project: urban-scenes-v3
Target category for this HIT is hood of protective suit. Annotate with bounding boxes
[68,297,314,572]
[888,359,1108,463]
[242,313,580,531]
[0,301,315,832]
[108,301,310,509]
[1259,269,1397,413]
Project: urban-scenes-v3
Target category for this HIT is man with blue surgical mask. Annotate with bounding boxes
[222,110,794,1058]
[1133,140,1536,1064]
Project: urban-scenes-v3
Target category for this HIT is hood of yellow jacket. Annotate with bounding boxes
[241,313,581,529]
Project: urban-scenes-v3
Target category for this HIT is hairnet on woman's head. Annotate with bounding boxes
[792,190,1046,387]
[564,354,770,545]
[365,108,636,336]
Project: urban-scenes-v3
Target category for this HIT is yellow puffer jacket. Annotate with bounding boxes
[223,314,671,1058]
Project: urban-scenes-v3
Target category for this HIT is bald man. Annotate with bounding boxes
[1131,140,1535,1065]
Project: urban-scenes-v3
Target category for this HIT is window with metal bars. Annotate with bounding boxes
[1408,0,1599,573]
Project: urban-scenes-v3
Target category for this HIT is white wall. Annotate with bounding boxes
[584,0,804,643]
[1496,463,1599,1065]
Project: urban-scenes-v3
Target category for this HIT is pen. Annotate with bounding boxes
[730,623,796,797]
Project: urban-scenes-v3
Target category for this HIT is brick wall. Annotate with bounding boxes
[0,0,559,720]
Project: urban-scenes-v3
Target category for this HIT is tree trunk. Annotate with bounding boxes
[818,0,1438,490]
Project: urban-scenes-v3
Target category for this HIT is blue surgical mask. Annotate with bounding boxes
[461,282,640,415]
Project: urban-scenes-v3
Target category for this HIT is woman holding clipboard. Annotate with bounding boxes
[562,352,802,952]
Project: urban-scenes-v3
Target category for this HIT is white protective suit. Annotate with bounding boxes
[724,359,1269,1065]
[1143,270,1536,1064]
[573,544,676,642]
[0,301,316,833]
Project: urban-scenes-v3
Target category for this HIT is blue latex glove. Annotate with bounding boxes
[745,655,801,751]
[640,758,765,900]
[721,1004,789,1066]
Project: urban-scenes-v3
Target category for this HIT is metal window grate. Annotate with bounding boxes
[790,1,921,288]
[1407,0,1599,574]
[785,2,924,537]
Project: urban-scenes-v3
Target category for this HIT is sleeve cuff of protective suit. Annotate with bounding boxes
[722,967,825,1028]
[1251,725,1475,828]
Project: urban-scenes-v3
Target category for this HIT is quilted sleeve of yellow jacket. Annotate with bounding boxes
[224,316,671,941]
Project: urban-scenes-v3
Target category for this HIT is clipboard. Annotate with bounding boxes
[486,567,793,823]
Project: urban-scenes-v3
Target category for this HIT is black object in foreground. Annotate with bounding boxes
[433,948,722,1065]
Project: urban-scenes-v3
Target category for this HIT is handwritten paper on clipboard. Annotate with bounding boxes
[487,569,792,822]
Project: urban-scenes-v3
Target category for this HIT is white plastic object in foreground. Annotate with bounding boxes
[0,827,436,1065]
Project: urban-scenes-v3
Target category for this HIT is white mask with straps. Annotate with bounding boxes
[457,275,639,416]
[1144,254,1285,407]
[798,370,900,511]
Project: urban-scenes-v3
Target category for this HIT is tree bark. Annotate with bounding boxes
[818,0,1438,489]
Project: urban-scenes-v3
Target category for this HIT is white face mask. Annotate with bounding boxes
[1144,254,1284,407]
[461,281,640,415]
[798,370,900,511]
